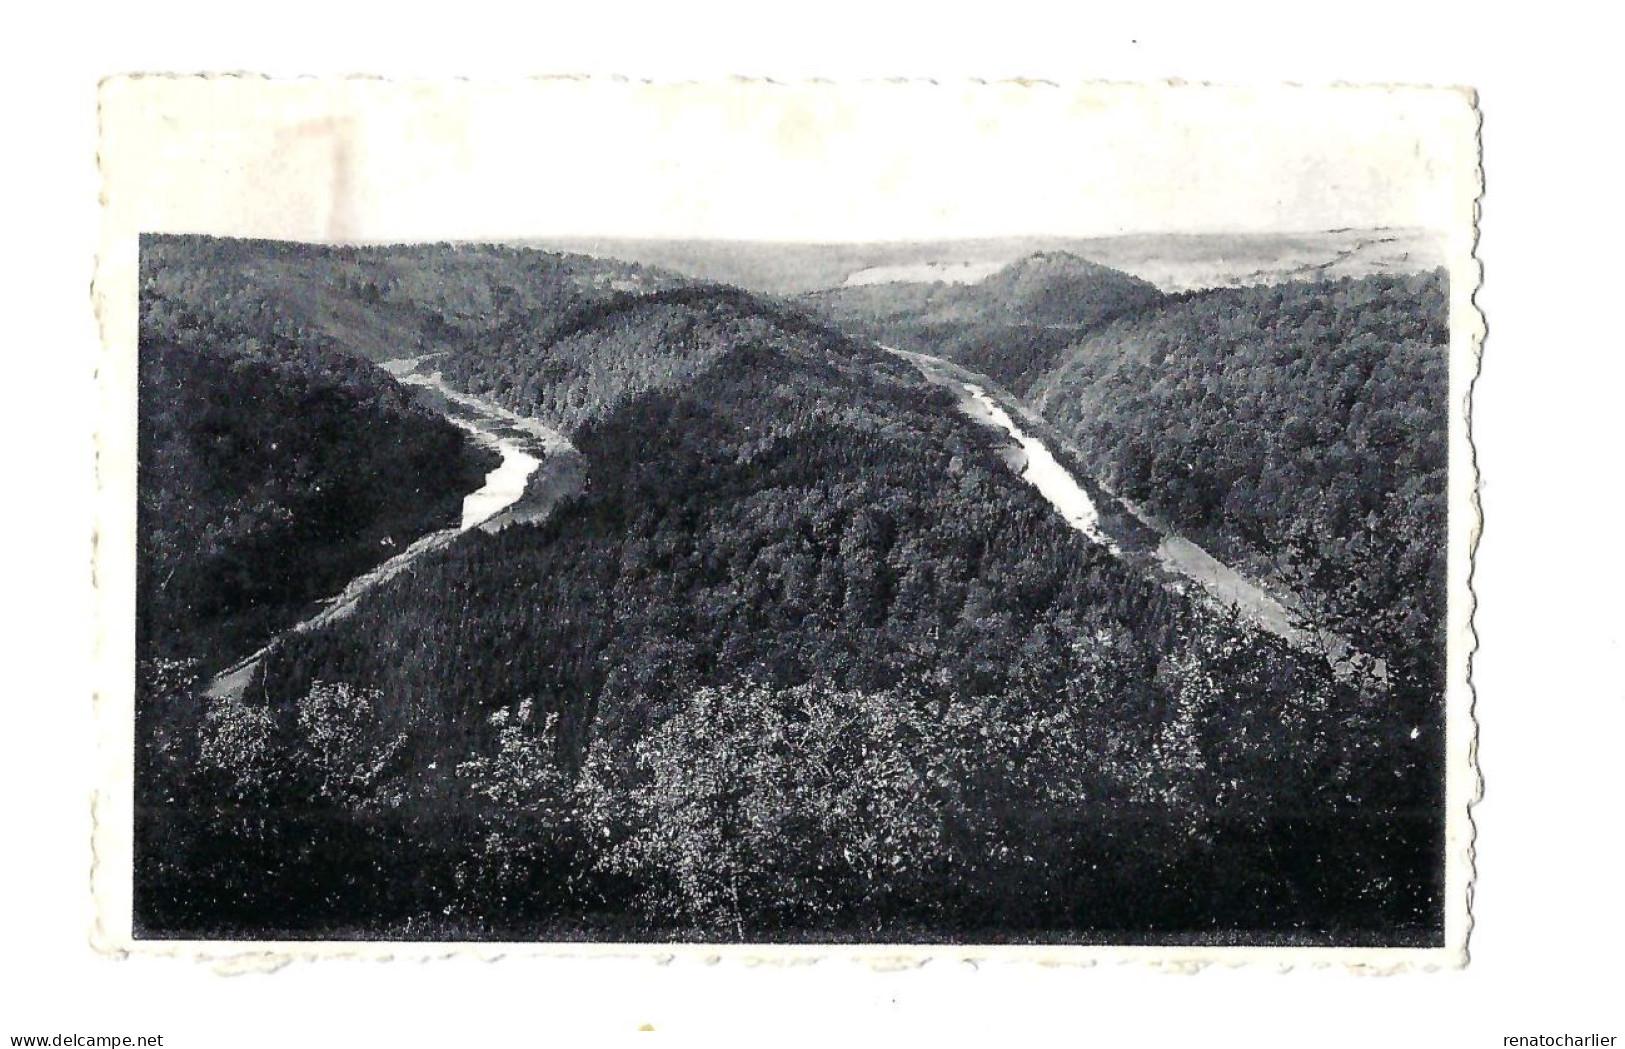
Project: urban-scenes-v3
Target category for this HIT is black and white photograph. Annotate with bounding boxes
[93,78,1478,959]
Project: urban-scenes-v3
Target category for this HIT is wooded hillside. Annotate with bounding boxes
[803,251,1167,392]
[1034,271,1449,722]
[140,274,1438,942]
[133,237,1448,946]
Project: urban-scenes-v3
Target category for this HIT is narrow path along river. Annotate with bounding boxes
[885,345,1314,650]
[206,358,581,700]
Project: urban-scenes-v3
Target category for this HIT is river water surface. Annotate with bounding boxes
[206,358,574,698]
[959,383,1114,550]
[886,345,1315,650]
[382,360,573,530]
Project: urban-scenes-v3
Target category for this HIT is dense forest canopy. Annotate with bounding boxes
[433,284,864,435]
[1031,272,1449,717]
[134,234,1449,945]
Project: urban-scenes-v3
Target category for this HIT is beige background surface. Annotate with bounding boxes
[103,78,1467,243]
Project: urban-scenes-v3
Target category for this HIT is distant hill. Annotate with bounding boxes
[963,250,1169,327]
[801,251,1167,392]
[522,228,1445,296]
[806,251,1164,326]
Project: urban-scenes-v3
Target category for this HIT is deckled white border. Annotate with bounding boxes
[91,75,1483,970]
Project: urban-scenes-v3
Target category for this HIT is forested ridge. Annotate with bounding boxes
[434,284,860,434]
[140,234,680,361]
[136,248,1443,943]
[1031,272,1449,732]
[809,256,1448,769]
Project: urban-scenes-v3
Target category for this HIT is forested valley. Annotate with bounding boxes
[137,282,499,673]
[135,236,1446,944]
[1032,272,1449,739]
[134,231,701,669]
[808,259,1450,806]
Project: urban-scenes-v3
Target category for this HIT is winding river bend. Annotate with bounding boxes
[205,358,580,700]
[205,339,1331,703]
[380,358,578,530]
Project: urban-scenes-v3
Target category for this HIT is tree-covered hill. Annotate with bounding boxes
[802,251,1167,392]
[975,251,1167,327]
[140,234,681,364]
[138,274,1441,943]
[433,284,863,435]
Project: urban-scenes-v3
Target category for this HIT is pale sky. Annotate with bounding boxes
[100,77,1478,245]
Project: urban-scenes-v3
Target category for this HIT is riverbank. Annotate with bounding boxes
[886,344,1312,650]
[206,358,585,698]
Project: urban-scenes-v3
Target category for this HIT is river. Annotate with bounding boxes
[458,443,542,529]
[957,382,1115,550]
[885,344,1313,650]
[205,358,579,699]
[206,341,1323,705]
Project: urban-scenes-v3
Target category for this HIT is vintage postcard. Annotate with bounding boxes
[92,76,1481,966]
